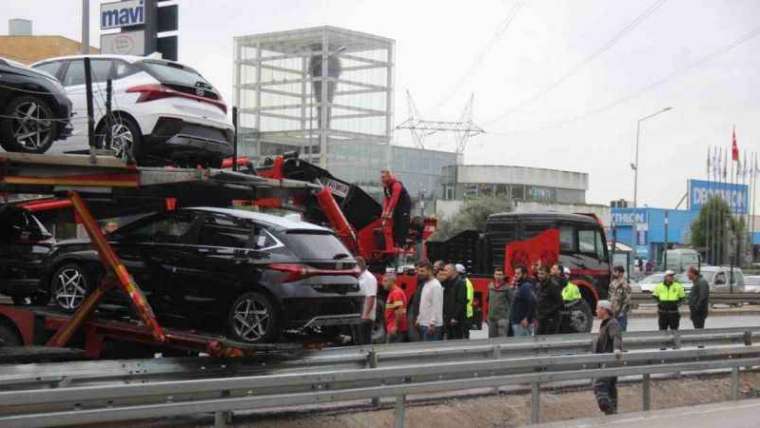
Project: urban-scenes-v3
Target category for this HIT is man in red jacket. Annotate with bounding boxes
[381,170,412,249]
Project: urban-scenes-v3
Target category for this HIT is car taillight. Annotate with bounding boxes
[126,84,227,113]
[269,263,360,282]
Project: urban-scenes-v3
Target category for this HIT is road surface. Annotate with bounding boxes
[471,315,760,339]
[536,398,760,428]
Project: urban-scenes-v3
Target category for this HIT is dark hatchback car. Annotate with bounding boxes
[38,207,363,343]
[0,205,56,305]
[0,57,72,153]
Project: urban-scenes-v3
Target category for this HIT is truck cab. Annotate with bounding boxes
[427,212,611,332]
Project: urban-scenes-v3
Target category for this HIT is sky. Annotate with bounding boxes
[3,0,760,209]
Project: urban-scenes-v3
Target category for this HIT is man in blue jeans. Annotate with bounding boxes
[415,260,444,341]
[510,265,536,337]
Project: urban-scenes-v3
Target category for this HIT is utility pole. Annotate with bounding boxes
[632,107,672,208]
[81,0,89,54]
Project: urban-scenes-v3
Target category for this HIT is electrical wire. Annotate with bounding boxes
[487,23,760,136]
[483,0,669,126]
[433,0,525,111]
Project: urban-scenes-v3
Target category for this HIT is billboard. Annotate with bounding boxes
[101,0,145,30]
[611,209,647,226]
[688,179,748,214]
[101,30,145,56]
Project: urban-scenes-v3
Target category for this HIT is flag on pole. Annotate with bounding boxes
[732,126,739,161]
[722,147,727,179]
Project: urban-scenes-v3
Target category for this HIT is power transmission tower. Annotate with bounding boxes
[396,90,485,154]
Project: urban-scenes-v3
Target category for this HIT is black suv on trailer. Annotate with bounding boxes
[38,207,363,343]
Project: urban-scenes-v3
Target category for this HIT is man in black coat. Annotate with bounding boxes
[687,265,710,329]
[536,265,564,335]
[442,263,468,339]
[592,300,623,415]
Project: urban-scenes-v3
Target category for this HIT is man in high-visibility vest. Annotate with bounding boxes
[554,265,581,333]
[652,270,686,331]
[561,268,582,303]
[456,264,474,338]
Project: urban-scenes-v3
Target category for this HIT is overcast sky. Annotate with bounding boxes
[3,0,759,208]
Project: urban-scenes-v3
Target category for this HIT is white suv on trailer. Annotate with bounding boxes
[31,55,234,167]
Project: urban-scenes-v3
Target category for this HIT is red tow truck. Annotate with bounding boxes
[244,153,611,333]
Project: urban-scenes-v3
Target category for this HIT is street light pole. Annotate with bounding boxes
[632,106,673,208]
[81,0,89,54]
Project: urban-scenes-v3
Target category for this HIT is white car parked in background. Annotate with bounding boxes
[30,55,233,167]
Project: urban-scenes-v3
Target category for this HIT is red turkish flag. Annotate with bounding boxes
[732,127,739,161]
[504,229,559,279]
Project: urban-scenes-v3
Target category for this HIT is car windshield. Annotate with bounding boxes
[140,60,211,88]
[277,230,351,261]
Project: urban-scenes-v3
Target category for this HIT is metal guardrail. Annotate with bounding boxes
[631,292,760,305]
[0,343,758,427]
[1,327,757,390]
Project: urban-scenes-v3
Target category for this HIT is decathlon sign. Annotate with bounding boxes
[611,209,647,226]
[101,0,145,30]
[688,179,748,214]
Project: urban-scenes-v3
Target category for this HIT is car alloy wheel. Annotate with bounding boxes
[11,100,54,151]
[109,122,134,162]
[52,265,89,311]
[231,293,274,342]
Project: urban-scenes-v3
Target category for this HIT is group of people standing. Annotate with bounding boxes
[486,263,634,338]
[356,258,478,344]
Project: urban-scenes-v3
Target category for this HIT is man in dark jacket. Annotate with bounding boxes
[442,264,468,339]
[536,265,564,335]
[406,275,425,341]
[687,266,710,329]
[510,266,536,337]
[592,300,623,415]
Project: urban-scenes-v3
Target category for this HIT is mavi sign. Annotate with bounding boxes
[101,0,145,30]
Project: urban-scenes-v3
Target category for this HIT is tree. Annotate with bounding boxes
[434,196,512,240]
[690,196,746,265]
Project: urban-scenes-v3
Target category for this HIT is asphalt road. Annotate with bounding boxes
[536,398,760,428]
[471,315,760,339]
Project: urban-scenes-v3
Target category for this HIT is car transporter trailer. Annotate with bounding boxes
[0,152,350,362]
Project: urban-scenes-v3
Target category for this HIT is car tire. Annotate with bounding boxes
[50,263,92,312]
[227,291,279,343]
[0,324,22,347]
[96,116,143,164]
[0,96,58,153]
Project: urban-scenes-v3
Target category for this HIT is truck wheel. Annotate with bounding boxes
[227,291,279,343]
[0,324,22,347]
[50,263,91,312]
[567,299,593,333]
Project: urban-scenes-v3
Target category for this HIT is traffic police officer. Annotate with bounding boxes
[561,267,582,303]
[556,265,582,333]
[652,270,686,331]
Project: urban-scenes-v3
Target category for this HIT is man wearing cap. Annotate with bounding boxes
[442,264,468,339]
[652,270,686,331]
[456,263,475,337]
[592,299,623,415]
